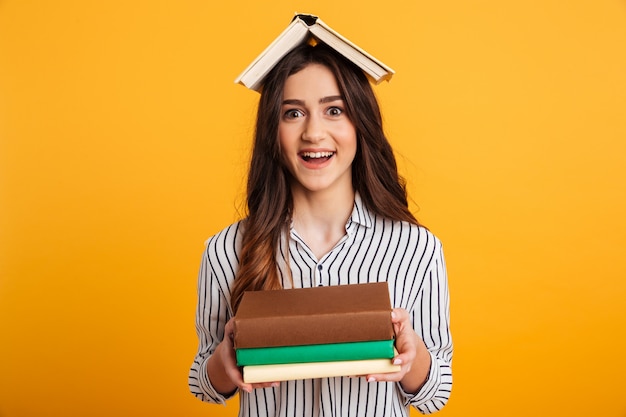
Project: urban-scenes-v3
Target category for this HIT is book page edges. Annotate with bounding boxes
[310,18,395,81]
[234,18,310,90]
[243,356,401,383]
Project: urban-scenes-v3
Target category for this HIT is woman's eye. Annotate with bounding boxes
[326,106,343,116]
[284,109,304,119]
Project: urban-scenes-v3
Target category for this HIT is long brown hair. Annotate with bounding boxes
[231,42,420,312]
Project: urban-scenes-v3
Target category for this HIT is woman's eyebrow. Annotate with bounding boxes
[282,96,344,106]
[282,99,305,106]
[319,95,344,104]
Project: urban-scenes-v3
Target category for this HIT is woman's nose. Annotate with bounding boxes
[301,114,325,142]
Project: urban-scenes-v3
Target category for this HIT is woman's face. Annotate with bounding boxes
[278,63,357,196]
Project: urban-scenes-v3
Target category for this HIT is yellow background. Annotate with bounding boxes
[1,1,625,416]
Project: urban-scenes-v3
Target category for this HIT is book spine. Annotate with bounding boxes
[236,339,395,366]
[242,357,401,383]
[234,310,393,348]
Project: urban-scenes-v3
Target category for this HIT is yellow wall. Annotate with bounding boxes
[1,1,625,416]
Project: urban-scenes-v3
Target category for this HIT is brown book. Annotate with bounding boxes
[233,282,394,348]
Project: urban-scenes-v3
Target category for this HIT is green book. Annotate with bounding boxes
[236,339,395,366]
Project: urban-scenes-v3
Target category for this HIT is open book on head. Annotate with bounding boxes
[234,13,395,92]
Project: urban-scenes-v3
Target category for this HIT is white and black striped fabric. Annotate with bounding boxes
[189,193,453,416]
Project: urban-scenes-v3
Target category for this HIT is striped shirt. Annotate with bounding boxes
[189,194,453,416]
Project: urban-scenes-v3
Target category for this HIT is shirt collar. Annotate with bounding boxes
[347,192,373,230]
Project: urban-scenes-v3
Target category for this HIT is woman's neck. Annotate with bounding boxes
[290,187,355,260]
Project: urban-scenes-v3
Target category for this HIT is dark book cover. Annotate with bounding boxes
[233,282,394,348]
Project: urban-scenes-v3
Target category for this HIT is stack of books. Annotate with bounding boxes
[233,282,400,383]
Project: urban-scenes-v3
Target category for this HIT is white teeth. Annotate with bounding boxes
[302,151,334,158]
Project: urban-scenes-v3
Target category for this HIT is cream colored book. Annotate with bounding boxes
[243,355,401,383]
[235,13,395,92]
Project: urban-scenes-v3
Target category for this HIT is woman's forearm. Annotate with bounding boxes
[399,340,431,394]
[207,343,238,396]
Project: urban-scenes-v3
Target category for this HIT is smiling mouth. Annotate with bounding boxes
[300,151,335,162]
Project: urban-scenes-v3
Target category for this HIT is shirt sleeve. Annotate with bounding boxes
[398,240,453,414]
[188,247,236,405]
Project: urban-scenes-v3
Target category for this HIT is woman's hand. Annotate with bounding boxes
[208,318,280,394]
[365,308,431,394]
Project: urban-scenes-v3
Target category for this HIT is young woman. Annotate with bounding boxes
[189,42,452,416]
